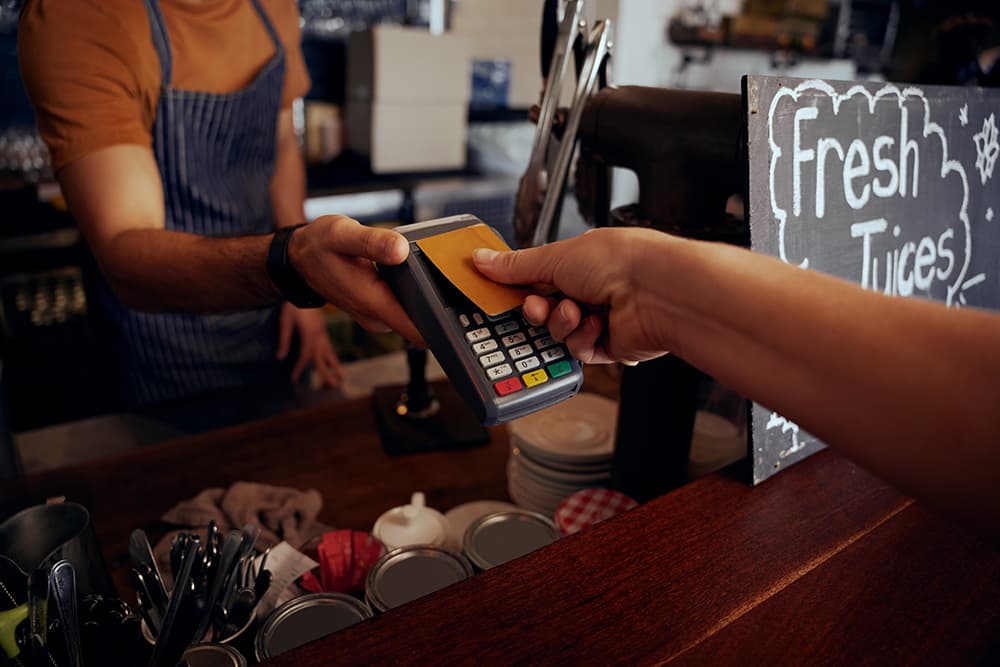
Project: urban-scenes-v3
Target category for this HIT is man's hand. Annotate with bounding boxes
[289,215,424,345]
[277,303,343,389]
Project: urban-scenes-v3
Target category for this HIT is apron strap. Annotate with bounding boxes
[248,0,285,57]
[141,0,173,87]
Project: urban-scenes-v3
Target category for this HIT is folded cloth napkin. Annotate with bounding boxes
[153,482,329,583]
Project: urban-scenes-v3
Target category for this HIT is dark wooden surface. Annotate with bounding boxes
[268,447,1000,666]
[2,384,998,665]
[0,382,513,596]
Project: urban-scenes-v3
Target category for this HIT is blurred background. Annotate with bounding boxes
[0,0,997,471]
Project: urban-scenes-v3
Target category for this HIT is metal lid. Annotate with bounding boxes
[463,510,559,570]
[365,544,473,612]
[254,592,373,661]
[182,644,247,667]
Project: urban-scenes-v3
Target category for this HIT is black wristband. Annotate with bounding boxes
[266,224,327,308]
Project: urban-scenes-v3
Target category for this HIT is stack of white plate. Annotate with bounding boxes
[506,393,618,517]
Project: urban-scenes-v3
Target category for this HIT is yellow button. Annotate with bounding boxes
[522,369,549,388]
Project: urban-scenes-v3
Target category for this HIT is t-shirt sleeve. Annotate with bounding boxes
[271,0,312,107]
[18,0,154,172]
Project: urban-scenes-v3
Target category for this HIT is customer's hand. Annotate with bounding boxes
[473,228,671,365]
[277,303,343,389]
[290,215,423,345]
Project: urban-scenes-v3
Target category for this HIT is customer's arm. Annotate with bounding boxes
[58,144,420,342]
[474,228,1000,524]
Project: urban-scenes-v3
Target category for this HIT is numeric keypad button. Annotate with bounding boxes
[515,357,540,372]
[466,327,491,343]
[487,364,513,380]
[471,340,498,354]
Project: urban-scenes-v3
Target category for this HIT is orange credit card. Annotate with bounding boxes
[415,223,533,316]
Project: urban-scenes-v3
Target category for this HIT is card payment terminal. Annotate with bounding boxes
[377,215,584,425]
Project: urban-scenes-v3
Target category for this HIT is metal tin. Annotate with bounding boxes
[181,644,247,667]
[364,545,473,613]
[141,606,256,648]
[463,510,560,571]
[254,593,372,661]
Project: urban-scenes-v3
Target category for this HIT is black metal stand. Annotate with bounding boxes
[372,347,489,456]
[610,355,700,503]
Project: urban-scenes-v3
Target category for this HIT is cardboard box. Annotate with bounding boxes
[451,0,569,109]
[729,13,780,49]
[347,26,470,104]
[743,0,787,16]
[785,0,828,20]
[346,26,470,173]
[346,102,467,174]
[744,0,828,19]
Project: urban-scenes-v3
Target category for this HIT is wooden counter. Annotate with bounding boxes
[2,389,998,665]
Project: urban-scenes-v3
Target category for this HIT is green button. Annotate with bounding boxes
[547,360,572,378]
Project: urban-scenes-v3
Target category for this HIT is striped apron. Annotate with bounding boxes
[92,0,287,406]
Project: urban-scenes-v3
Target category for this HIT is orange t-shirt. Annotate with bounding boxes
[18,0,311,172]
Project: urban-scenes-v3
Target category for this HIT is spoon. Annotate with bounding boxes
[49,560,83,667]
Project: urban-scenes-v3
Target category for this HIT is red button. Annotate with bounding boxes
[494,377,523,396]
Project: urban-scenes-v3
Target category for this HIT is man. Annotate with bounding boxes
[18,0,419,406]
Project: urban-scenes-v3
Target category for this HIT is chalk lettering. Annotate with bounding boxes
[815,137,844,219]
[783,105,920,218]
[851,218,888,289]
[793,107,818,217]
[914,237,936,290]
[899,107,919,197]
[897,241,917,296]
[852,219,956,296]
[937,228,956,281]
[844,139,872,209]
[872,136,899,197]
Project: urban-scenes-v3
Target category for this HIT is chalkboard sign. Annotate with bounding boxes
[743,75,1000,485]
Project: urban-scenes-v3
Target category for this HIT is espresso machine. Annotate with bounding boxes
[516,0,746,501]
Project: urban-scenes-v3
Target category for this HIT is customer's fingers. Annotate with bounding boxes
[564,315,608,364]
[547,299,583,341]
[473,245,563,288]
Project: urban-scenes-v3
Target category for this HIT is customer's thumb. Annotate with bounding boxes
[473,246,555,287]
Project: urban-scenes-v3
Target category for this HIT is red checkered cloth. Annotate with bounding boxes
[555,488,638,535]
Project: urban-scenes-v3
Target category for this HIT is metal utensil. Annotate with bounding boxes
[169,534,185,584]
[191,531,241,644]
[136,562,168,617]
[218,588,255,641]
[129,529,168,603]
[130,569,162,638]
[27,568,48,651]
[50,560,84,667]
[148,539,199,667]
[202,521,219,586]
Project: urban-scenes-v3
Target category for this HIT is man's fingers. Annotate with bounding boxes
[277,308,294,360]
[315,360,341,389]
[473,244,561,287]
[325,348,343,377]
[291,344,311,384]
[357,282,423,344]
[320,216,409,265]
